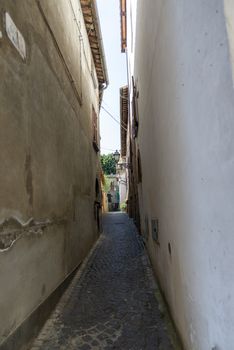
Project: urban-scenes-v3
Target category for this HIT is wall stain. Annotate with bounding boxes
[41,284,46,296]
[25,154,33,207]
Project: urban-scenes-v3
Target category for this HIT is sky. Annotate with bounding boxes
[97,0,127,155]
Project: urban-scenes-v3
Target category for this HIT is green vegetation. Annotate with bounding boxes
[103,175,112,193]
[120,202,127,212]
[101,153,116,175]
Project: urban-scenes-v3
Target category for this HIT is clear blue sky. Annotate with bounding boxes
[97,0,127,155]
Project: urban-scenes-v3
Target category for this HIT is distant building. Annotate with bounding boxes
[117,86,128,207]
[105,175,120,211]
[121,0,234,349]
[120,0,140,227]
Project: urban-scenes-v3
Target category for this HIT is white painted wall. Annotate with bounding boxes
[126,0,137,111]
[133,0,234,349]
[117,165,127,204]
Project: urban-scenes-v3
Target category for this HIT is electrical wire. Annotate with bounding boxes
[68,0,87,61]
[102,100,125,125]
[101,147,117,152]
[101,106,128,131]
[120,94,129,101]
[102,101,128,128]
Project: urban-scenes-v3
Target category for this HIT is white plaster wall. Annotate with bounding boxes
[224,0,234,82]
[126,0,137,77]
[118,170,127,204]
[134,1,234,349]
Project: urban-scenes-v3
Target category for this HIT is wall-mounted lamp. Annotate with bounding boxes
[113,150,120,163]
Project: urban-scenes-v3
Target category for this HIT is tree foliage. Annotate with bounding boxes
[101,154,116,175]
[103,175,112,193]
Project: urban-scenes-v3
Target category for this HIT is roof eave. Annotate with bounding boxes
[80,0,109,102]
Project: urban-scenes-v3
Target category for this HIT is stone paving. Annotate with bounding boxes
[30,213,181,350]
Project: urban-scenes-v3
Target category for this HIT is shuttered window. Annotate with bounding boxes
[92,106,99,152]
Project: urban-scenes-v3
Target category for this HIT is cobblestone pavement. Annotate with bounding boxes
[30,213,181,350]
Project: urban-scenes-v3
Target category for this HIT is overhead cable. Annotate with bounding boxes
[101,106,128,132]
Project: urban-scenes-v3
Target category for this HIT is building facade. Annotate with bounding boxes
[120,0,140,227]
[117,85,128,208]
[122,0,234,349]
[0,0,107,348]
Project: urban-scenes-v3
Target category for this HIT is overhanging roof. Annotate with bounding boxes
[80,0,109,97]
[120,0,127,52]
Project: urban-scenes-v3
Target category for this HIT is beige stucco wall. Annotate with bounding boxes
[0,0,101,345]
[133,0,234,349]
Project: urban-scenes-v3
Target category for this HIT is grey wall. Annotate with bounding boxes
[133,0,234,349]
[0,0,101,345]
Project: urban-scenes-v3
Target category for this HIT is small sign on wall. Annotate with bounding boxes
[5,12,26,60]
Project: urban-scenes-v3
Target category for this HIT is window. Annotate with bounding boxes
[132,76,139,138]
[95,178,100,197]
[137,149,142,183]
[92,106,99,152]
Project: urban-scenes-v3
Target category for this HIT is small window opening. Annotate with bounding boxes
[92,106,99,152]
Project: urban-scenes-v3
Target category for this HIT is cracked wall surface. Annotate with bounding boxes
[0,0,101,346]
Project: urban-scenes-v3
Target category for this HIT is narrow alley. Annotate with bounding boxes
[1,0,234,349]
[30,213,181,350]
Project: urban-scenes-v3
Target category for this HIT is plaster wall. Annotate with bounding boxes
[0,0,100,345]
[118,170,127,205]
[134,1,234,349]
